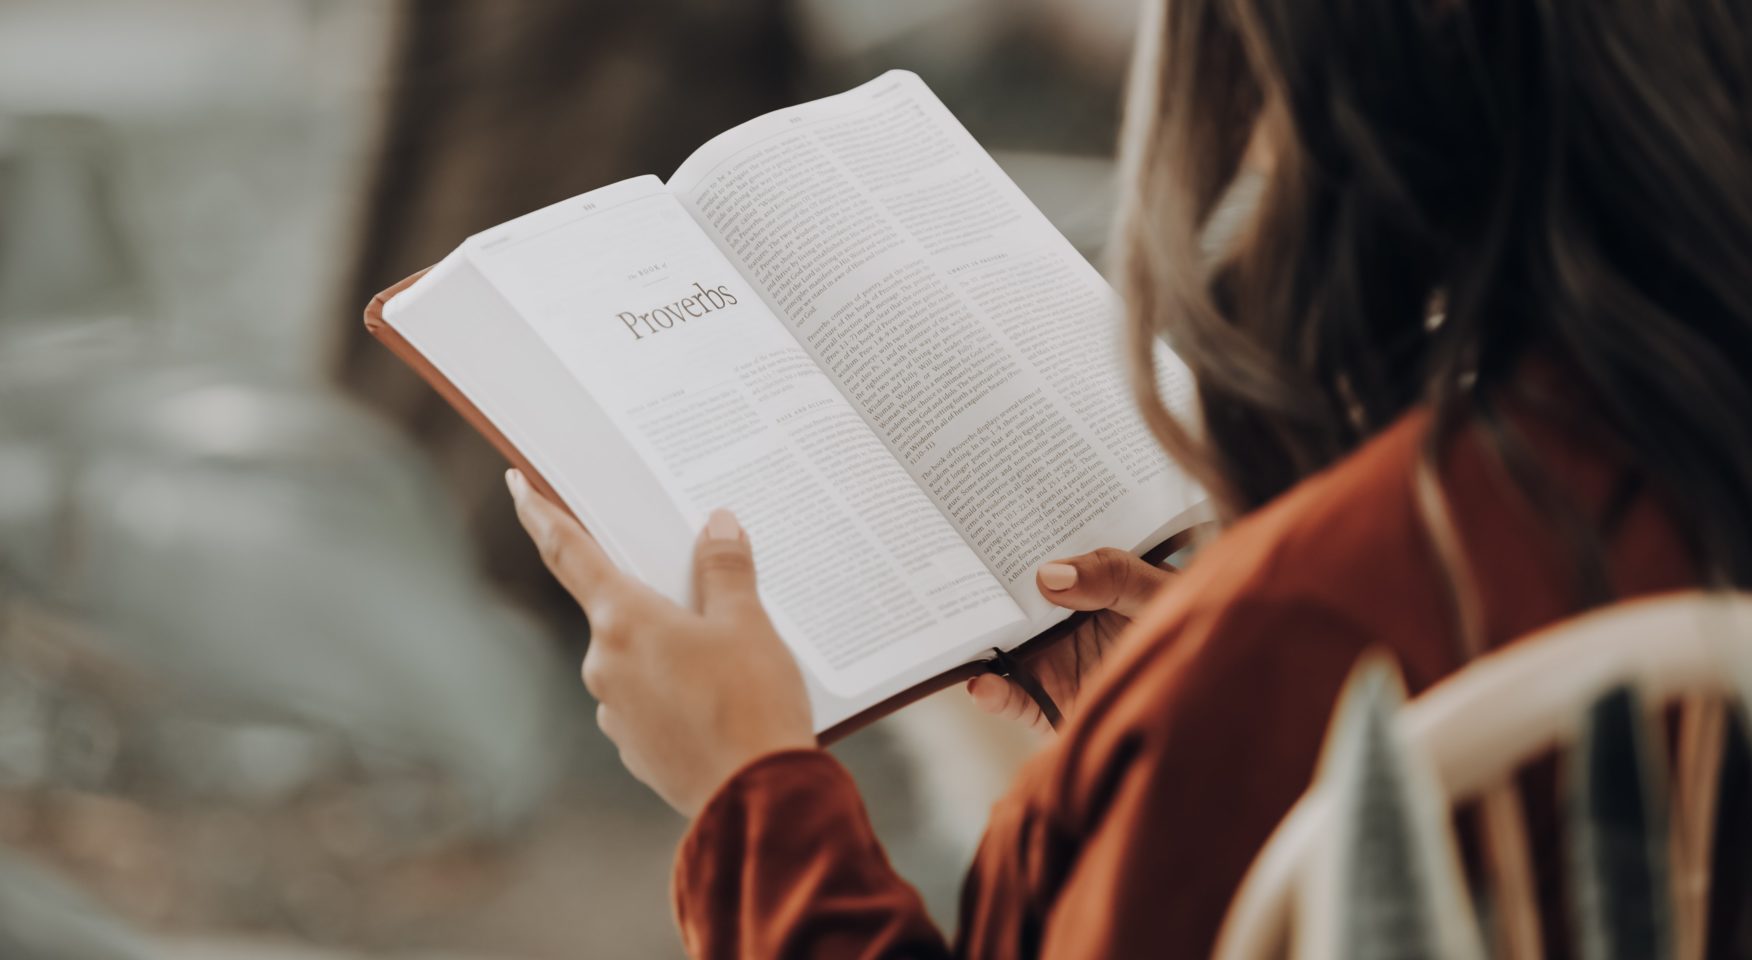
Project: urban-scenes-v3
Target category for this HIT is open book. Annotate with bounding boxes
[364,71,1208,740]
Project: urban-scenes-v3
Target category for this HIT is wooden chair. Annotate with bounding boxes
[1211,591,1752,960]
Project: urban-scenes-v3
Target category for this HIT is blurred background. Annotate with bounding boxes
[0,1,1140,956]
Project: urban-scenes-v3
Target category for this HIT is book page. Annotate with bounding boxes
[669,72,1205,622]
[458,176,1023,697]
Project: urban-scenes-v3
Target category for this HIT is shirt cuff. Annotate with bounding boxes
[680,746,855,859]
[672,748,869,934]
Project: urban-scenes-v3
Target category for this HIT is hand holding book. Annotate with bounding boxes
[506,469,815,816]
[509,456,1176,813]
[967,550,1178,732]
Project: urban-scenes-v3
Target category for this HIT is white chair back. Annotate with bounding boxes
[1212,591,1752,960]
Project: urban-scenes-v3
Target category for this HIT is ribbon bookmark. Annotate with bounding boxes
[987,647,1064,731]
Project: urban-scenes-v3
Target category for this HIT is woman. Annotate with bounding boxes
[506,0,1752,954]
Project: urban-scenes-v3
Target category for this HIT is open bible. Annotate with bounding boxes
[363,71,1208,740]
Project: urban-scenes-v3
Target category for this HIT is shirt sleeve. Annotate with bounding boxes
[1029,597,1383,956]
[670,601,1389,959]
[673,749,952,960]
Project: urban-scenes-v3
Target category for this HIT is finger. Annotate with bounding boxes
[966,675,1049,732]
[967,674,1012,713]
[1036,547,1176,619]
[692,508,761,620]
[581,644,608,699]
[595,701,622,744]
[507,469,621,609]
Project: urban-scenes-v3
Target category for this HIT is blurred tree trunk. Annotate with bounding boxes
[334,0,799,614]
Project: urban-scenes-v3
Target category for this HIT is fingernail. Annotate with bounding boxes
[505,468,529,501]
[705,508,741,542]
[1039,562,1078,591]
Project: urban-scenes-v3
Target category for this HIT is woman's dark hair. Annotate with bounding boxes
[1118,0,1752,591]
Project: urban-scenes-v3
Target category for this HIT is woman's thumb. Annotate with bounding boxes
[693,509,761,619]
[1036,548,1174,618]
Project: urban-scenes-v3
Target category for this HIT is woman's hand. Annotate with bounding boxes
[966,549,1176,732]
[507,470,815,816]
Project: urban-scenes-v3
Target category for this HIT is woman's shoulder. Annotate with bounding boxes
[1036,410,1461,824]
[1038,392,1689,826]
[1122,406,1451,679]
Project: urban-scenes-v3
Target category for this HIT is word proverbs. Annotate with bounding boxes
[616,281,740,341]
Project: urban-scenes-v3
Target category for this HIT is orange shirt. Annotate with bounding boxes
[672,402,1694,958]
